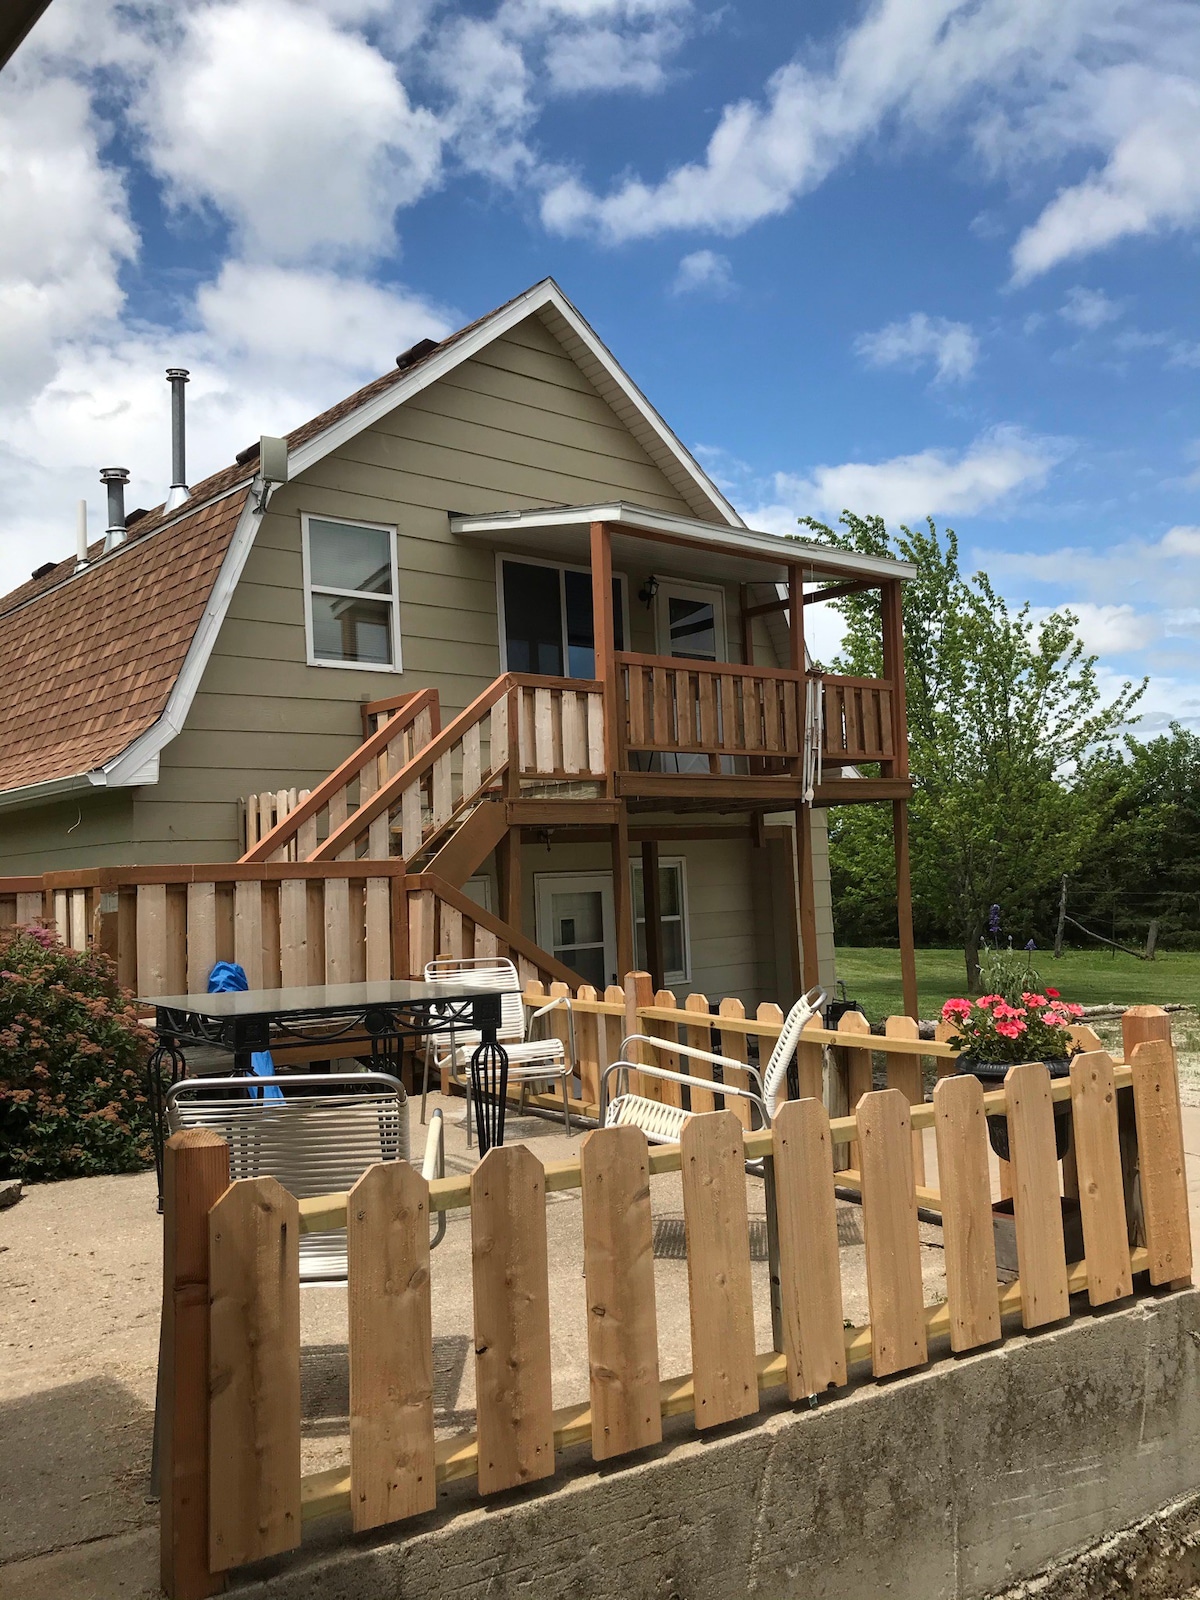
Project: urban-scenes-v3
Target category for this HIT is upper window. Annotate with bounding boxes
[499,557,626,679]
[302,515,400,672]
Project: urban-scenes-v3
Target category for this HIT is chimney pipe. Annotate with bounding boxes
[100,467,130,553]
[165,367,190,510]
[76,499,89,570]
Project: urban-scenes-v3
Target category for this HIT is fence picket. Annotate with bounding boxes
[347,1162,436,1529]
[471,1146,555,1494]
[1069,1051,1133,1306]
[208,1177,301,1570]
[650,989,683,1109]
[580,1127,662,1460]
[1005,1062,1070,1328]
[884,1015,926,1184]
[680,1111,758,1428]
[573,984,601,1106]
[796,1013,824,1103]
[233,880,264,989]
[684,993,716,1114]
[1130,1039,1192,1286]
[772,1099,846,1398]
[717,998,753,1130]
[933,1075,1000,1351]
[838,1010,874,1171]
[857,1088,927,1377]
[186,883,218,995]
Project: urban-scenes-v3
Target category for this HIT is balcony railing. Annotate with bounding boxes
[820,674,895,766]
[616,653,808,763]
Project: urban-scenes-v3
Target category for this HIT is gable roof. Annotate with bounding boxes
[0,278,743,807]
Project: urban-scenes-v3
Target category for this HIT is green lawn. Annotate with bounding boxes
[834,946,1200,1024]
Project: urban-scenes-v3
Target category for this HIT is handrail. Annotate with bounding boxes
[819,671,891,691]
[615,650,804,684]
[312,675,516,862]
[241,688,440,863]
[406,872,583,987]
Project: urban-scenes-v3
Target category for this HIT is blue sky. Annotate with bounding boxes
[4,0,1200,730]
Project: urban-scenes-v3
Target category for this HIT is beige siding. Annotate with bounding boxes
[140,313,736,860]
[0,790,136,874]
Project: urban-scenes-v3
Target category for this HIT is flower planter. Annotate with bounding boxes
[955,1055,1073,1162]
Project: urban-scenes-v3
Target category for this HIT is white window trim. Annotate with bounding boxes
[495,551,631,678]
[653,577,727,662]
[631,854,692,988]
[301,511,402,674]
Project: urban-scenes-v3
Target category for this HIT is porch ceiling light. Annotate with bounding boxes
[638,574,660,608]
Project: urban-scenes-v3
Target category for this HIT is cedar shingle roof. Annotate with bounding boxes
[0,489,248,793]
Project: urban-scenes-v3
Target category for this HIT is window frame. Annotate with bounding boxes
[630,854,692,987]
[301,511,402,674]
[495,551,630,680]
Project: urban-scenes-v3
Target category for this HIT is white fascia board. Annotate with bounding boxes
[451,502,918,583]
[284,279,742,529]
[0,771,96,813]
[99,492,263,788]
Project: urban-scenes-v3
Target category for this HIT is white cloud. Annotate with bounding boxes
[1031,601,1159,655]
[1162,525,1200,556]
[671,249,734,297]
[538,0,1200,289]
[0,74,136,403]
[760,426,1061,526]
[855,312,978,383]
[139,0,443,263]
[1058,286,1122,330]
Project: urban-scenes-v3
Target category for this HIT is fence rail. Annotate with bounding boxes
[159,1004,1190,1595]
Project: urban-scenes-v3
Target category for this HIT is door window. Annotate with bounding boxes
[655,580,726,662]
[534,872,616,989]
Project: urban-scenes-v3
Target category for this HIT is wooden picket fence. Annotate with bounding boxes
[159,1005,1191,1598]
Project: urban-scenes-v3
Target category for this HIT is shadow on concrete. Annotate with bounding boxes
[0,1377,156,1567]
[300,1335,474,1438]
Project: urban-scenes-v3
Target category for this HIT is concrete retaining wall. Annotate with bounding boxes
[232,1288,1200,1600]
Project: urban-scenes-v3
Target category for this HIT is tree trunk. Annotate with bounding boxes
[963,929,982,994]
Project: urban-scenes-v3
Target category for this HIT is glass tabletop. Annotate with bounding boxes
[140,978,516,1017]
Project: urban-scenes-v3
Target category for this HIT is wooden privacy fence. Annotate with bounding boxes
[0,865,577,996]
[160,1011,1191,1598]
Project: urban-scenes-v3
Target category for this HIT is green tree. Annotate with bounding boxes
[797,513,1145,991]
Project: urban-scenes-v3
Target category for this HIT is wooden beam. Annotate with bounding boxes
[641,839,664,993]
[803,578,877,606]
[796,805,820,992]
[880,578,909,779]
[498,826,521,933]
[591,521,619,796]
[893,799,919,1019]
[612,810,633,983]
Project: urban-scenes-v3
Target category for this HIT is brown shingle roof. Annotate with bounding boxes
[0,282,541,795]
[0,489,248,793]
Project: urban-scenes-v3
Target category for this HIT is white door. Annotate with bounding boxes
[654,580,727,662]
[534,872,616,990]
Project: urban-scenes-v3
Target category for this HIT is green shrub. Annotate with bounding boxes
[0,923,156,1182]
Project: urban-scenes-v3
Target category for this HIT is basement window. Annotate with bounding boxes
[302,515,400,672]
[631,856,691,987]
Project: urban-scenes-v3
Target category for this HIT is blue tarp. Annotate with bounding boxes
[207,961,284,1101]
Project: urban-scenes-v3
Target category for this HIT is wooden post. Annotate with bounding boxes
[640,839,663,993]
[498,827,522,934]
[591,521,618,795]
[893,799,919,1020]
[612,809,633,984]
[160,1130,230,1600]
[796,804,821,993]
[880,578,908,779]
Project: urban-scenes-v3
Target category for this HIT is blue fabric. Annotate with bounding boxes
[207,962,283,1101]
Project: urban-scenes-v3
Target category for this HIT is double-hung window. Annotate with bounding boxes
[302,515,400,671]
[631,857,690,986]
[498,556,626,679]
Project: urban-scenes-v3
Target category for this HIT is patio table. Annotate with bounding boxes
[141,978,510,1199]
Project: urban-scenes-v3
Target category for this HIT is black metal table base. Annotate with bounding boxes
[469,1032,511,1155]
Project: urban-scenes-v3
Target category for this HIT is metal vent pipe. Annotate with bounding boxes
[165,367,190,510]
[100,466,130,553]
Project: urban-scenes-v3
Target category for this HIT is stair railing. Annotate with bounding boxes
[240,689,440,864]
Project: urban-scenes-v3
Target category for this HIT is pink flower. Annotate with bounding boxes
[1067,1003,1084,1017]
[942,998,972,1019]
[996,1019,1027,1039]
[1021,992,1048,1008]
[1041,1010,1064,1026]
[976,994,1003,1009]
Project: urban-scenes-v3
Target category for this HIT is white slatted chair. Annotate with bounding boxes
[600,986,826,1156]
[421,957,574,1143]
[165,1070,445,1283]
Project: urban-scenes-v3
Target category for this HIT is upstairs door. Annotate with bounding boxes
[499,557,627,680]
[654,580,728,771]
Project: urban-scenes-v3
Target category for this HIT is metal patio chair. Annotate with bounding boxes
[420,956,574,1144]
[165,1069,445,1282]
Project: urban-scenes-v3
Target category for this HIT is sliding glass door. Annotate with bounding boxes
[500,558,626,679]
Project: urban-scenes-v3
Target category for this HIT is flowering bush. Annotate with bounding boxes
[941,989,1085,1066]
[0,924,156,1182]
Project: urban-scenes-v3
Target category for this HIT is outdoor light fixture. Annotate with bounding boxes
[638,574,660,608]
